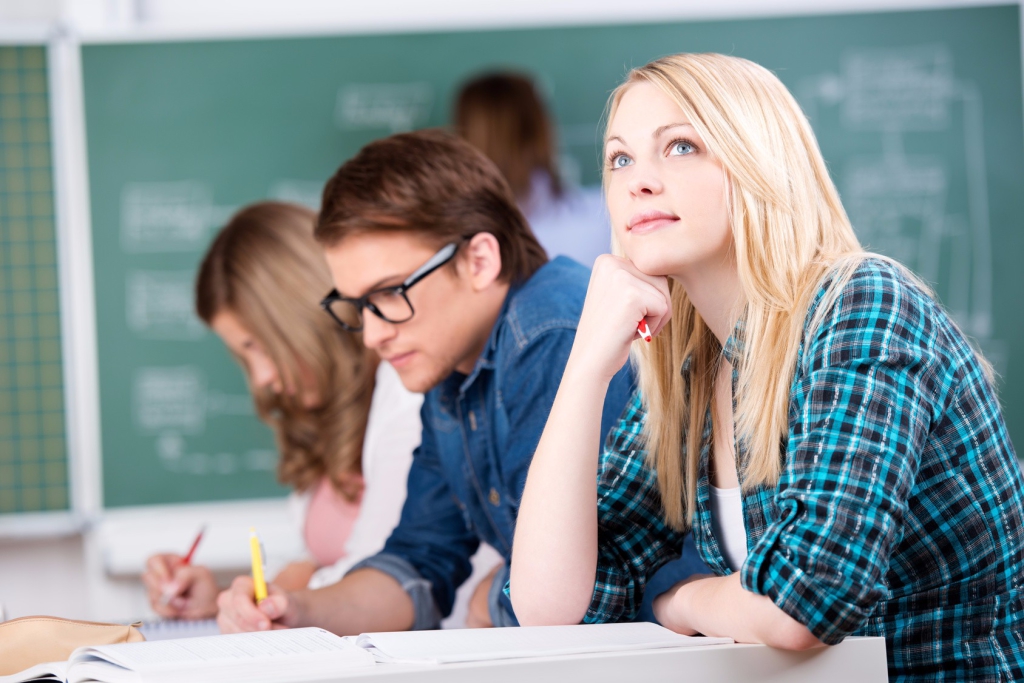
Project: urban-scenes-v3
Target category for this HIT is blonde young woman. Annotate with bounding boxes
[141,202,424,624]
[510,54,1024,681]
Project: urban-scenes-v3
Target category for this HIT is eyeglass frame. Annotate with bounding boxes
[319,241,461,332]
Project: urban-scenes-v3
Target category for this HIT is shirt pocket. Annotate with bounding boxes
[427,401,459,434]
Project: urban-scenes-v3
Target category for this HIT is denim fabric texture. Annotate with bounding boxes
[583,259,1024,681]
[350,256,636,628]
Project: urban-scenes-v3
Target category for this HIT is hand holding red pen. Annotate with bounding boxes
[142,526,219,620]
[567,254,670,382]
[637,319,653,342]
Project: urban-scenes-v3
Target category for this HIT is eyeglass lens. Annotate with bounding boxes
[327,288,414,329]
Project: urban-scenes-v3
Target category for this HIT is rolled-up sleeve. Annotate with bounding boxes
[741,265,938,644]
[585,391,687,623]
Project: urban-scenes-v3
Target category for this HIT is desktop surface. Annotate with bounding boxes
[321,636,887,683]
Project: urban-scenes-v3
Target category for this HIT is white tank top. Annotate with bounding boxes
[708,484,748,571]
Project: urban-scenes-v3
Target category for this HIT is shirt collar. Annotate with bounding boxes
[679,313,747,376]
[721,315,746,366]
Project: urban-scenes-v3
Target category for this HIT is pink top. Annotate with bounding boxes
[303,476,364,567]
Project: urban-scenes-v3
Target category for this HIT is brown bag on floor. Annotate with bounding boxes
[0,616,144,675]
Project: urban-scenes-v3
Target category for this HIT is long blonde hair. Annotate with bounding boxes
[605,54,865,529]
[196,202,376,501]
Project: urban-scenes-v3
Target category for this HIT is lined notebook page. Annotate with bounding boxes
[72,628,374,669]
[139,619,221,641]
[353,622,732,663]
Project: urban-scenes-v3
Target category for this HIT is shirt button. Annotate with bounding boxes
[488,488,500,506]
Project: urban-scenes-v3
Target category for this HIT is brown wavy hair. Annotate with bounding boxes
[315,128,547,285]
[454,72,562,202]
[195,202,376,500]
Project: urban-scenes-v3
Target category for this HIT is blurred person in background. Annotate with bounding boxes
[141,202,441,625]
[454,72,610,269]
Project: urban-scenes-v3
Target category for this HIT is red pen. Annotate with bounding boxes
[181,525,206,565]
[160,524,206,605]
[637,319,652,343]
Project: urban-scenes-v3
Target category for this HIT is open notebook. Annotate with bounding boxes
[1,622,731,682]
[0,628,374,683]
[136,619,220,641]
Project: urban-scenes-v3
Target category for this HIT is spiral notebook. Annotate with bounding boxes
[136,619,220,641]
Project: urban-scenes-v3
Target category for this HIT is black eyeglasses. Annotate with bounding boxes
[320,242,460,332]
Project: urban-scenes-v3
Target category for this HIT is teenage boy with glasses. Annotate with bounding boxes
[215,129,635,633]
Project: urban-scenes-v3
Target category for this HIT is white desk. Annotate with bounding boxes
[326,637,887,682]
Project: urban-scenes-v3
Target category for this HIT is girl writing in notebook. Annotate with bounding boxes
[141,202,424,622]
[510,54,1024,681]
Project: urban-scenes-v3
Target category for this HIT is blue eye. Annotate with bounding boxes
[669,140,695,156]
[610,154,633,169]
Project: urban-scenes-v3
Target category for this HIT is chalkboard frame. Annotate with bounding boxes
[0,33,87,537]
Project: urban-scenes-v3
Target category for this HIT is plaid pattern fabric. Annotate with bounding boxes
[587,259,1024,682]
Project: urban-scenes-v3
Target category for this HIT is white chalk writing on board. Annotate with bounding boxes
[155,432,277,476]
[268,179,323,210]
[131,366,275,476]
[121,181,235,253]
[126,270,205,340]
[799,44,1006,373]
[334,83,433,133]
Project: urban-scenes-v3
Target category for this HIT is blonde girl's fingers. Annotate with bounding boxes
[601,256,671,316]
[615,262,671,338]
[629,277,672,337]
[597,261,668,318]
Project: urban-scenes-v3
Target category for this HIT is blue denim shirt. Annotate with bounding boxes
[350,256,636,628]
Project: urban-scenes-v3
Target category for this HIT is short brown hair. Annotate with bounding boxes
[196,201,375,500]
[454,72,562,201]
[316,128,548,284]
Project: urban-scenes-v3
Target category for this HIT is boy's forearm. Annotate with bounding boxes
[290,567,416,635]
[272,560,317,592]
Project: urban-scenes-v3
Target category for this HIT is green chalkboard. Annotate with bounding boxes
[82,4,1024,507]
[0,45,70,514]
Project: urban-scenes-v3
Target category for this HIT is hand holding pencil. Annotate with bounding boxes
[216,529,298,634]
[142,526,219,620]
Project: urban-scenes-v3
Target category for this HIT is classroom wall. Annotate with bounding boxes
[0,0,1020,622]
[0,536,89,620]
[0,0,1010,35]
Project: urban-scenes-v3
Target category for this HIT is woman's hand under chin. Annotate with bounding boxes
[567,254,672,383]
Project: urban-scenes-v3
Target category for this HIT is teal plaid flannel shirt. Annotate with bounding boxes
[586,259,1024,682]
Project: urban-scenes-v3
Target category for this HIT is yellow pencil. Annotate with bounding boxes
[249,527,268,604]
